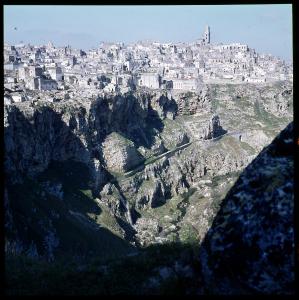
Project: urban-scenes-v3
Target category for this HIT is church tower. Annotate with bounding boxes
[203,25,210,45]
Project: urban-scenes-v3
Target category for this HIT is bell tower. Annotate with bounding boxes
[203,25,210,45]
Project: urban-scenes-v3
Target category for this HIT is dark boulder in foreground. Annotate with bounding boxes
[200,122,294,294]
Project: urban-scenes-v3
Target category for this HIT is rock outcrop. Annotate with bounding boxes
[174,88,212,115]
[199,122,294,294]
[150,91,178,120]
[102,132,144,173]
[4,103,91,183]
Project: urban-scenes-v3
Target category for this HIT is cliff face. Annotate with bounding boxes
[4,83,293,262]
[199,122,294,294]
[4,89,221,187]
[4,102,91,183]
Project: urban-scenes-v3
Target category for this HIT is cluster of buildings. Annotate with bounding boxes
[4,26,293,104]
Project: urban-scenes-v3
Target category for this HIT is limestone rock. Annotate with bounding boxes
[102,132,145,173]
[136,179,166,209]
[199,122,294,294]
[150,91,178,120]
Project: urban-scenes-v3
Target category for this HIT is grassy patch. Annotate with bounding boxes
[90,204,125,238]
[6,160,134,260]
[144,194,184,224]
[179,223,199,244]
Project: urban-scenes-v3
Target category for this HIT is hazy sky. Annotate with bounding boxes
[4,5,293,62]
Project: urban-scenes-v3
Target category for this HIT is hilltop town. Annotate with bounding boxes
[4,26,293,105]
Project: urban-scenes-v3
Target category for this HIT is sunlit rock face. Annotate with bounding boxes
[102,132,145,173]
[200,122,294,294]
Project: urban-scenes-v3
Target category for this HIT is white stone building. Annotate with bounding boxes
[138,73,160,89]
[172,78,199,90]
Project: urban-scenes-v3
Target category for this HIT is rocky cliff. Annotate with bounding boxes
[199,122,294,294]
[4,83,293,264]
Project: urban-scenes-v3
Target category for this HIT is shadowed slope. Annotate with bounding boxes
[199,122,294,294]
[4,106,135,261]
[4,122,294,295]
